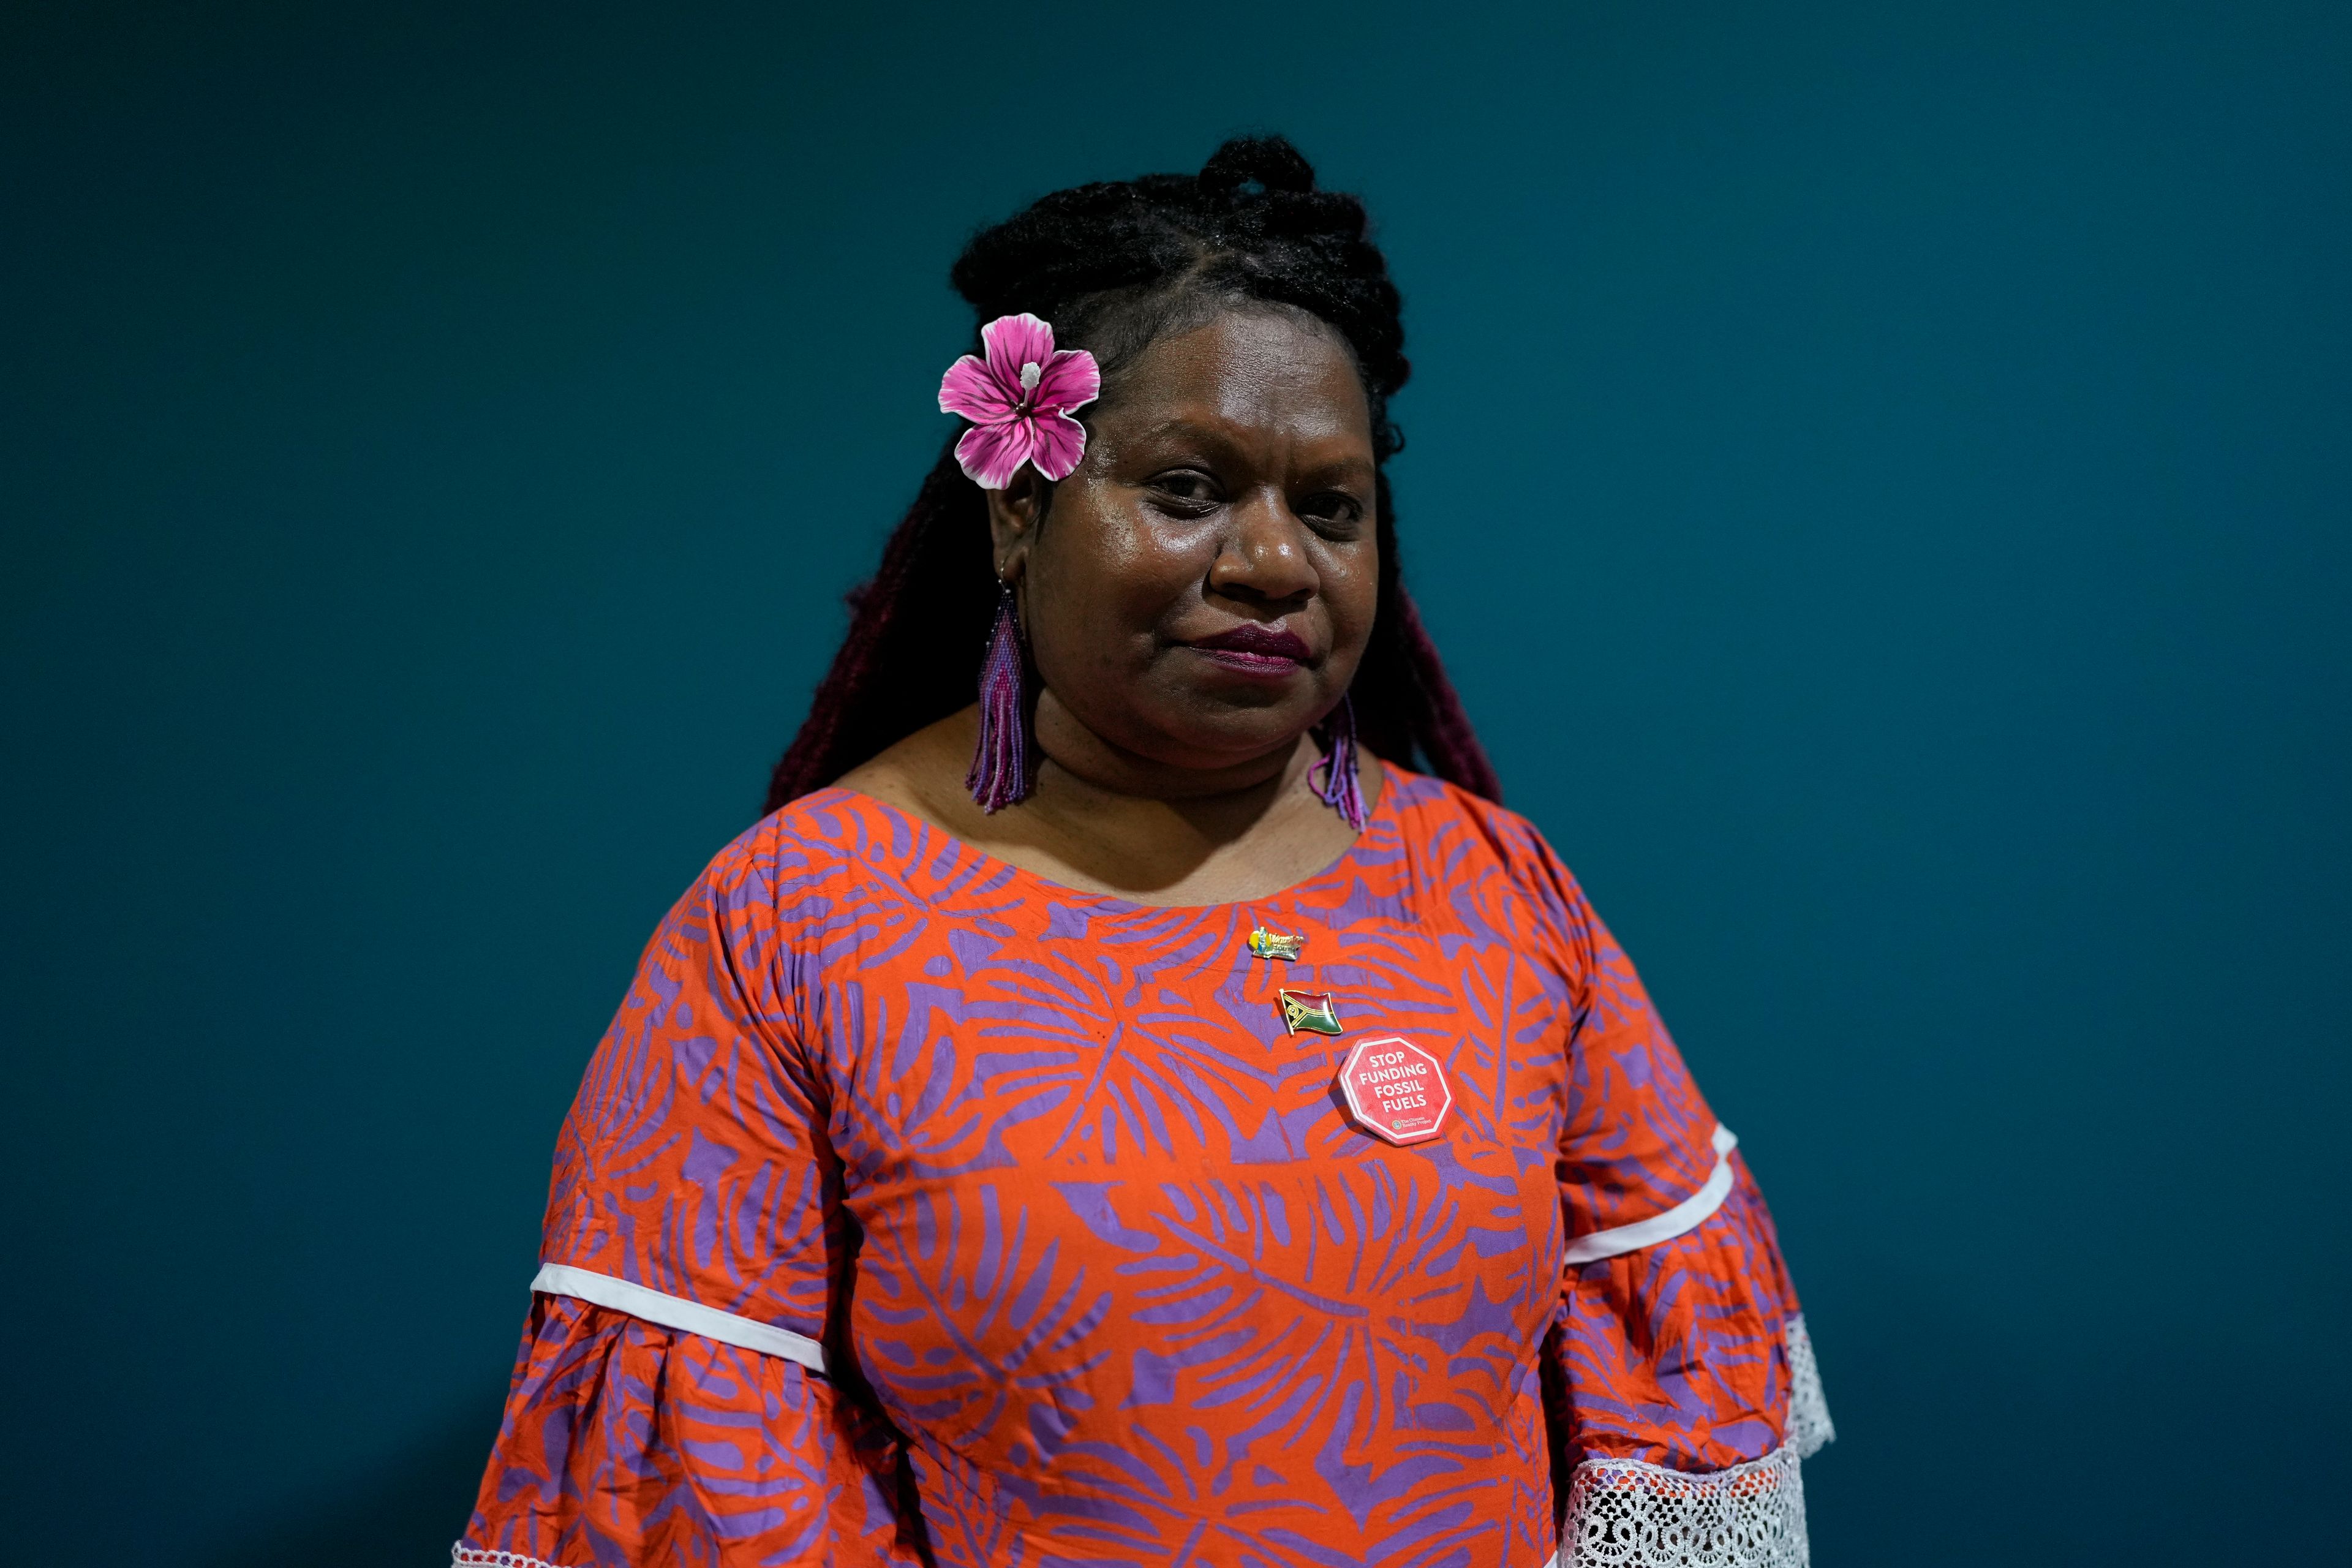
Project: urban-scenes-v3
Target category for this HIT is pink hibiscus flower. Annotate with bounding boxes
[937,312,1102,489]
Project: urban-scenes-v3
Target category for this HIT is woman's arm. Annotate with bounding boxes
[456,824,923,1568]
[1514,824,1832,1566]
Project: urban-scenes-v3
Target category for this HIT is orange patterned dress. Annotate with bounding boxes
[458,768,1831,1568]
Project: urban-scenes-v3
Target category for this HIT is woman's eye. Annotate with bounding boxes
[1300,492,1366,527]
[1148,471,1221,507]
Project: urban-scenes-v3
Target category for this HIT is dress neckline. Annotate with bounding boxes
[818,771,1400,918]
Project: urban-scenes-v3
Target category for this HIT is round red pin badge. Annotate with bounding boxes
[1335,1035,1453,1146]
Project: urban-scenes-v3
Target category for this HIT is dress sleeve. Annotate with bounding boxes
[455,824,924,1568]
[1512,832,1834,1568]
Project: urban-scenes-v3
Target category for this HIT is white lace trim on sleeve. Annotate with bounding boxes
[1562,1123,1739,1265]
[529,1262,829,1375]
[1559,1315,1833,1567]
[1784,1313,1834,1459]
[1564,1441,1809,1568]
[453,1548,562,1568]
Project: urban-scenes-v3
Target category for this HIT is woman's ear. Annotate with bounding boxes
[984,467,1049,579]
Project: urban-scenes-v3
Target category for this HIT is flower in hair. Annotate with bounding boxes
[938,312,1101,488]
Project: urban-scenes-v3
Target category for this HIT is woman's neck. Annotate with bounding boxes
[832,706,1379,907]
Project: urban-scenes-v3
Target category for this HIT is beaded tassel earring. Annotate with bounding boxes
[1313,694,1368,831]
[966,581,1036,813]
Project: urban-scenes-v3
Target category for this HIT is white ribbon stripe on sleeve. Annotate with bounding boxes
[530,1262,829,1376]
[1562,1123,1739,1266]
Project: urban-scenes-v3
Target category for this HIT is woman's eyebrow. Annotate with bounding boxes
[1295,454,1378,485]
[1118,416,1239,448]
[1115,417,1374,472]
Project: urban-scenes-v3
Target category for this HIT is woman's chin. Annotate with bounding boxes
[1036,675,1333,783]
[1144,711,1322,776]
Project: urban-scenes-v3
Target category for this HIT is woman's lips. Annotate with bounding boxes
[1185,624,1312,677]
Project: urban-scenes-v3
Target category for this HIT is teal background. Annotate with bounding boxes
[5,2,2347,1562]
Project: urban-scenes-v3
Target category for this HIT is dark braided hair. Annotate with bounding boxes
[764,135,1499,813]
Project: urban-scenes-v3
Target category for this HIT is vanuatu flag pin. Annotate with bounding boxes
[1278,989,1343,1036]
[1246,925,1305,961]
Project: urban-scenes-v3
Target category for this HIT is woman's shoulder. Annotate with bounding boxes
[677,787,949,929]
[1380,762,1561,866]
[734,785,938,874]
[1378,762,1592,922]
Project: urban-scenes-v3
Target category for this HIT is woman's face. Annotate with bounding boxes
[993,306,1380,782]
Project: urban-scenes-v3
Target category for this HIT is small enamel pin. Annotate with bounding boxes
[1245,925,1304,961]
[1278,989,1343,1037]
[1335,1035,1453,1146]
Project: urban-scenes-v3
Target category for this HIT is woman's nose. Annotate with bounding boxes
[1208,491,1319,605]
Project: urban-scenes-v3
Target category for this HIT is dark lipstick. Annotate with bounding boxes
[1185,623,1311,677]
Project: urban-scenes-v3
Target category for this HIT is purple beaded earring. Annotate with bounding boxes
[1313,694,1368,831]
[941,313,1098,816]
[967,580,1036,813]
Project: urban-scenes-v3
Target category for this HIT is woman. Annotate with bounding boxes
[458,136,1831,1568]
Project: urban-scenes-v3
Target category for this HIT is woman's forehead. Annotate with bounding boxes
[1098,308,1372,441]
